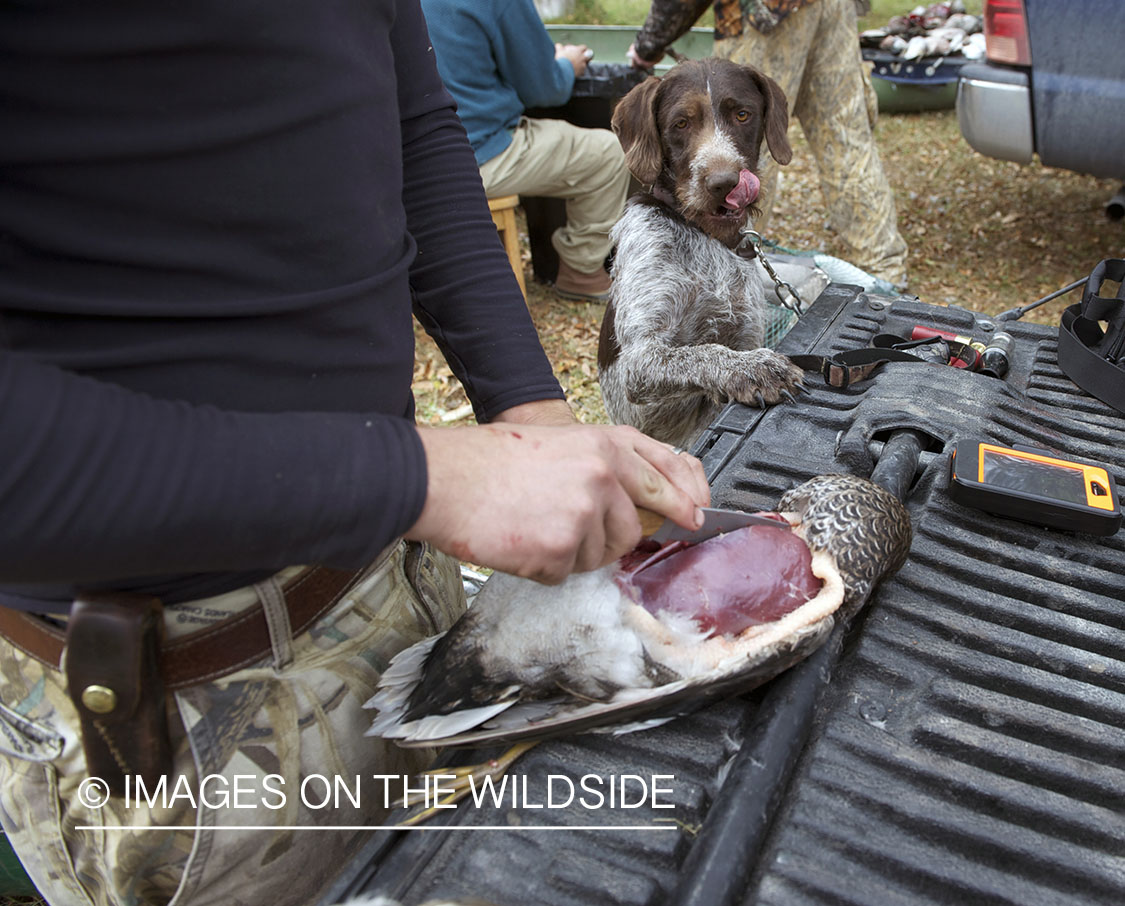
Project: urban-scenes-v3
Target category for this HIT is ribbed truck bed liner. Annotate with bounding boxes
[322,285,1125,906]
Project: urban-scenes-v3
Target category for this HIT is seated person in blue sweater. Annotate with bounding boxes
[421,0,630,302]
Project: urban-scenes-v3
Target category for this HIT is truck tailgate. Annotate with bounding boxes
[322,284,1125,906]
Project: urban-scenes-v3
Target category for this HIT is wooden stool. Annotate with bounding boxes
[487,194,527,301]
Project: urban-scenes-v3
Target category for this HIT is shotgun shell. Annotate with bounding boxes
[980,332,1013,378]
[911,325,986,353]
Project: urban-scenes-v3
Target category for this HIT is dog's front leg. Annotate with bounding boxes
[622,342,806,408]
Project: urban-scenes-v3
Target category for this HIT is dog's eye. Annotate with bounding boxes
[735,110,750,123]
[673,118,688,130]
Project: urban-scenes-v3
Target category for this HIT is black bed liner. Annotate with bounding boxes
[322,285,1125,906]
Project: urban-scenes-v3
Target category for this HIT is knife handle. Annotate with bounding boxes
[635,507,666,537]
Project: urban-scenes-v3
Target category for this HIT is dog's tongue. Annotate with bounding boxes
[723,169,760,211]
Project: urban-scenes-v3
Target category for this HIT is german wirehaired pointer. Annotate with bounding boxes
[598,58,807,448]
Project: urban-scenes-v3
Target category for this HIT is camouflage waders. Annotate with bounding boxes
[716,0,909,286]
[0,542,465,906]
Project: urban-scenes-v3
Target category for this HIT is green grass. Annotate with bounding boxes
[545,0,711,27]
[544,1,982,30]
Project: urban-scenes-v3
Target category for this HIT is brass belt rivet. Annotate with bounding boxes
[81,685,117,714]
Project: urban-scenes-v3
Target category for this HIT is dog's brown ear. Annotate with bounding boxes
[611,75,664,185]
[751,69,792,166]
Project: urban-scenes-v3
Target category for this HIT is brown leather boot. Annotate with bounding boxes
[554,260,612,302]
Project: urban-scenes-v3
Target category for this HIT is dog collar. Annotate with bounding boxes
[641,184,758,258]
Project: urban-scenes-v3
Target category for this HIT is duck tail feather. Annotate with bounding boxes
[363,634,445,712]
[392,700,519,743]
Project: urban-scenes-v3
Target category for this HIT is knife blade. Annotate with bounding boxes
[638,506,790,544]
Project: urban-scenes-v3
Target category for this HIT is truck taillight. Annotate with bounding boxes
[984,0,1032,65]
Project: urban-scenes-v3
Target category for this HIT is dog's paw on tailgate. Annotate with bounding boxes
[726,350,806,408]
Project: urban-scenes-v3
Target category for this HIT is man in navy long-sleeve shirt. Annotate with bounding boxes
[0,2,707,902]
[422,0,632,301]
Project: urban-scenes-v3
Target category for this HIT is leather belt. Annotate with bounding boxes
[0,565,361,690]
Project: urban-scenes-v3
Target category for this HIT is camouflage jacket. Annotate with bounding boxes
[634,0,827,62]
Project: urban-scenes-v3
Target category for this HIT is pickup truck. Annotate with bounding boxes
[957,0,1125,195]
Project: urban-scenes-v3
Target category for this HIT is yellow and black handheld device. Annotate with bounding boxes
[949,440,1122,536]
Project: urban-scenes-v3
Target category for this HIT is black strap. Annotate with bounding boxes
[789,348,922,389]
[791,337,980,389]
[1057,258,1125,414]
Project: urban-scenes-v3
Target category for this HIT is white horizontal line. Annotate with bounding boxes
[75,824,678,832]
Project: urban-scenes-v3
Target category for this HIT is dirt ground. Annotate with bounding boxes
[413,108,1123,427]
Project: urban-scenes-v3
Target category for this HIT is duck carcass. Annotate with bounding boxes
[366,474,911,748]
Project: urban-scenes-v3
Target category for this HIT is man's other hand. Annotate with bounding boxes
[626,42,662,70]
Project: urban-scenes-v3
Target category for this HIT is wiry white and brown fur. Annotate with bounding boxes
[598,59,807,448]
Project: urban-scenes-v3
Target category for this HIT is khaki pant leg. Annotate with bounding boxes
[0,542,465,906]
[796,0,908,284]
[479,117,630,274]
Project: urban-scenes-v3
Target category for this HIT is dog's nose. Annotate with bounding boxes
[706,169,741,199]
